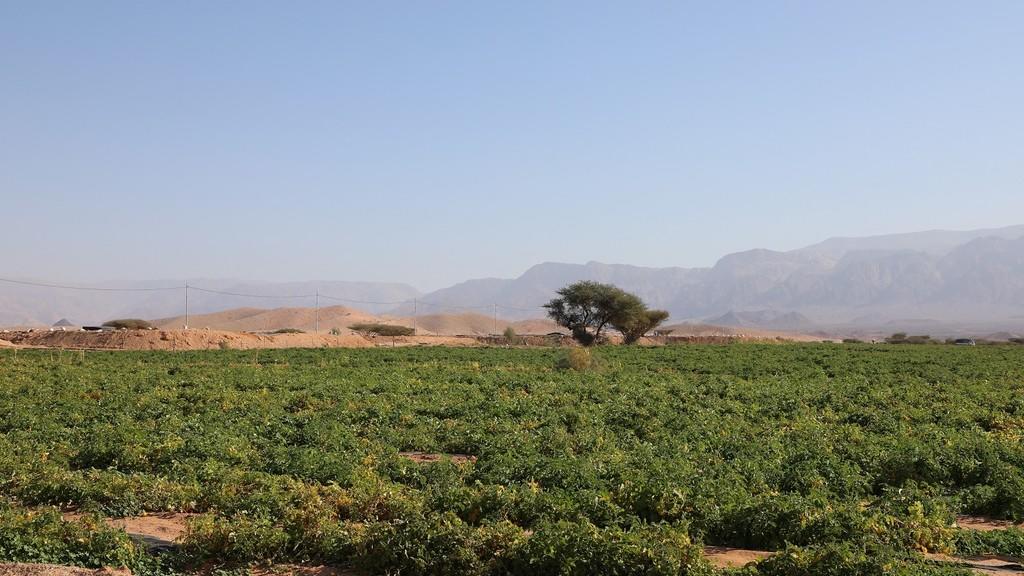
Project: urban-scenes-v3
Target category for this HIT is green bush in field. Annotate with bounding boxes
[555,347,593,371]
[954,526,1024,558]
[0,504,144,568]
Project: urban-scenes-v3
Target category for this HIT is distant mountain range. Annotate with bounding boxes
[413,225,1024,327]
[3,225,1024,336]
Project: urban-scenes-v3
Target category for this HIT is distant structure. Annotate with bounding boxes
[52,318,75,328]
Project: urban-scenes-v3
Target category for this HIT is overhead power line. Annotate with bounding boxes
[1,277,552,329]
[187,285,316,299]
[497,303,546,312]
[416,300,493,311]
[317,293,411,306]
[0,277,181,292]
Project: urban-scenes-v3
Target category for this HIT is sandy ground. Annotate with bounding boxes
[924,553,1024,575]
[0,329,372,351]
[61,512,194,551]
[958,516,1024,531]
[702,546,774,568]
[151,306,564,338]
[152,306,380,334]
[0,327,822,351]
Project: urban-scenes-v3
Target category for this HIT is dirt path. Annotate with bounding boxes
[62,512,193,552]
[925,554,1024,574]
[958,516,1024,532]
[702,546,774,568]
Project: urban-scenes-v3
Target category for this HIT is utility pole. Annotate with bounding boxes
[413,298,417,335]
[493,303,498,336]
[315,289,320,334]
[184,283,189,330]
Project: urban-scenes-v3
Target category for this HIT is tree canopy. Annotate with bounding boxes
[544,281,669,346]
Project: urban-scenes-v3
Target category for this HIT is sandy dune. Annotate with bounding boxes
[152,305,378,333]
[152,305,564,337]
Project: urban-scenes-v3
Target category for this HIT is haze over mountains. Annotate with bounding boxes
[4,225,1024,335]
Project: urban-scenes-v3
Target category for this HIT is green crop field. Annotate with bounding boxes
[2,344,1024,575]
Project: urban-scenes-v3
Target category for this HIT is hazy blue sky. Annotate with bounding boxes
[2,1,1022,290]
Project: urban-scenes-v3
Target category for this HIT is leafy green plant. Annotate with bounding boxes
[2,344,1024,573]
[0,505,144,568]
[954,526,1024,558]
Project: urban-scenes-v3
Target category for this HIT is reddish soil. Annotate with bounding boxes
[925,553,1024,574]
[62,512,194,551]
[702,546,774,568]
[958,515,1024,532]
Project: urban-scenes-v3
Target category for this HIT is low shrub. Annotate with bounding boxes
[556,347,593,371]
[0,504,144,569]
[272,328,305,334]
[506,521,710,576]
[954,526,1024,558]
[101,319,153,330]
[350,323,415,337]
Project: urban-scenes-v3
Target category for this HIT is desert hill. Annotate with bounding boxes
[393,312,563,336]
[150,306,563,336]
[659,322,819,341]
[0,280,419,327]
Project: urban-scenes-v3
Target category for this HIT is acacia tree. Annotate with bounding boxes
[613,308,670,345]
[544,281,668,346]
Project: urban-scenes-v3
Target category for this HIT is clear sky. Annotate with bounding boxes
[2,1,1022,290]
